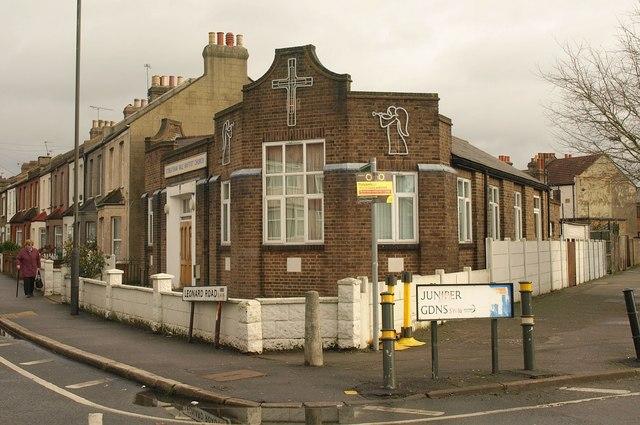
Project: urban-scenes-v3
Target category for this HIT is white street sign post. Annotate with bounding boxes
[182,286,228,347]
[416,283,514,378]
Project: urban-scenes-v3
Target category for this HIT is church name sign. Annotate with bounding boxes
[164,153,207,178]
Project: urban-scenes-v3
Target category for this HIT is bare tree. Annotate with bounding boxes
[543,6,640,181]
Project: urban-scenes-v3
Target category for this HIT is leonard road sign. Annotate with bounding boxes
[182,285,228,302]
[416,283,514,321]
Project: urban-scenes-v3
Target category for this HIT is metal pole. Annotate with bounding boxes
[70,0,82,316]
[491,318,499,374]
[188,301,195,343]
[398,271,425,347]
[519,281,535,370]
[214,301,222,349]
[430,320,438,379]
[622,289,640,360]
[371,157,379,351]
[380,290,396,389]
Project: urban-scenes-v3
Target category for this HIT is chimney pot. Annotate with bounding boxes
[134,98,142,108]
[151,75,161,87]
[98,119,104,127]
[225,32,234,47]
[565,153,572,159]
[177,76,184,85]
[92,120,98,128]
[169,75,176,87]
[236,34,244,47]
[217,32,224,45]
[110,120,115,126]
[161,75,169,86]
[141,99,148,107]
[208,32,216,45]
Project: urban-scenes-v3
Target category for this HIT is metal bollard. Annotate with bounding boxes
[380,290,396,389]
[519,281,535,371]
[622,289,640,360]
[386,274,397,296]
[398,271,425,347]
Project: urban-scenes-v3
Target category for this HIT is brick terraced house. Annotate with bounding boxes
[142,44,555,297]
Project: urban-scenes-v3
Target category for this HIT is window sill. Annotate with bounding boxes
[262,244,324,252]
[218,244,231,252]
[378,243,419,251]
[459,242,475,248]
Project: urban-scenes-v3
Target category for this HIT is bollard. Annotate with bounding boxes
[519,281,535,371]
[304,291,323,367]
[380,290,396,389]
[397,271,425,347]
[383,275,408,351]
[622,289,640,360]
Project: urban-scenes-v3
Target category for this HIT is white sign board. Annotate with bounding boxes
[164,153,207,178]
[182,285,228,302]
[416,283,514,321]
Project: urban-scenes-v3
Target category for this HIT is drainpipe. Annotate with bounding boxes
[547,189,551,239]
[484,168,489,240]
[203,177,210,284]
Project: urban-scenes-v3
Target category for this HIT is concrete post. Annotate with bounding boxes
[304,291,323,366]
[337,278,361,349]
[43,260,54,296]
[150,273,173,331]
[104,269,124,317]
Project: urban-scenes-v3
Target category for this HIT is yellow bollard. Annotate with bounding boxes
[379,275,409,351]
[397,271,426,347]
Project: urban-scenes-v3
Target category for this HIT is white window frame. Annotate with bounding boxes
[16,228,23,246]
[457,178,473,243]
[221,181,231,245]
[514,191,523,240]
[375,173,419,244]
[262,139,325,245]
[86,221,96,243]
[39,227,47,249]
[147,197,153,247]
[488,185,500,240]
[533,195,542,240]
[54,225,63,254]
[111,216,122,257]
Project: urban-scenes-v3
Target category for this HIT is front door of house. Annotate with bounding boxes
[180,220,192,287]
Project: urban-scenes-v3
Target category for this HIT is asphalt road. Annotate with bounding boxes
[2,328,640,424]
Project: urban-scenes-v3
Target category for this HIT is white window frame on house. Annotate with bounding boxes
[111,216,122,257]
[39,227,47,250]
[457,177,473,243]
[533,195,542,240]
[54,225,63,257]
[488,185,500,240]
[147,197,153,247]
[221,181,231,245]
[262,139,325,245]
[514,191,523,240]
[16,228,23,246]
[375,173,419,244]
[86,221,97,244]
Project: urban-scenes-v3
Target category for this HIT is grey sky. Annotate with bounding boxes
[0,0,633,176]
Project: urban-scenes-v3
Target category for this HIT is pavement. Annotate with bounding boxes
[0,268,639,407]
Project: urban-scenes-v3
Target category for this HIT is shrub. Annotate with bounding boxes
[0,240,20,254]
[62,240,106,279]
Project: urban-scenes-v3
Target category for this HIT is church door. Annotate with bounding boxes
[180,220,192,287]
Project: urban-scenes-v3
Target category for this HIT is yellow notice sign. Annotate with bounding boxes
[356,172,393,198]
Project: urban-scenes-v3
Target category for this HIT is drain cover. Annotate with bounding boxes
[203,369,265,382]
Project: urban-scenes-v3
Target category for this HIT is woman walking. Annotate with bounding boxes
[16,240,41,298]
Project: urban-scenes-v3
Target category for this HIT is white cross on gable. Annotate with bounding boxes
[271,58,313,127]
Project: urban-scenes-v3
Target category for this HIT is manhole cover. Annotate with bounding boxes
[203,369,265,382]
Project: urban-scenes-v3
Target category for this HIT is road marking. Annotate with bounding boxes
[0,355,203,424]
[354,391,640,424]
[87,413,103,425]
[19,359,53,366]
[363,405,445,416]
[66,378,111,389]
[560,386,631,395]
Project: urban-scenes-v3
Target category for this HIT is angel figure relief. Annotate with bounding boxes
[221,119,234,165]
[372,106,410,155]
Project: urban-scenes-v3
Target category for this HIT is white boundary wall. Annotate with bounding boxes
[38,238,607,354]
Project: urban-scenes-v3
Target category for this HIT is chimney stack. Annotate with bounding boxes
[498,155,513,166]
[203,30,249,76]
[564,153,572,159]
[148,75,175,101]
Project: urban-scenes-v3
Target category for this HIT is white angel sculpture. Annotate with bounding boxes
[372,106,410,155]
[221,119,234,165]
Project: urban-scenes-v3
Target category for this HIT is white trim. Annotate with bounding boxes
[147,197,153,247]
[514,191,523,240]
[324,163,368,172]
[230,168,261,178]
[488,185,500,240]
[533,195,542,240]
[457,177,473,243]
[111,216,122,257]
[221,181,231,245]
[418,163,457,174]
[375,173,419,244]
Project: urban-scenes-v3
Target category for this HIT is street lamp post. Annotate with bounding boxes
[71,0,82,315]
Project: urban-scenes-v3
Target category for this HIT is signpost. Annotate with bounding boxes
[182,285,227,347]
[416,283,514,378]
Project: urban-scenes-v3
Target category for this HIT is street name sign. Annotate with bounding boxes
[416,283,514,321]
[182,285,228,302]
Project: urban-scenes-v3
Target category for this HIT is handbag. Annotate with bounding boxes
[34,271,43,290]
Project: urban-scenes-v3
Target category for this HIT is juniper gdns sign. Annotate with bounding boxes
[415,283,514,321]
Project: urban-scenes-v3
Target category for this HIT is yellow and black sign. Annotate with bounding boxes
[356,172,393,203]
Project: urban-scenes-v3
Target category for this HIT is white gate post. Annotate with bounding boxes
[150,273,173,330]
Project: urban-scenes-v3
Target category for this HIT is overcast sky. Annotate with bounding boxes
[0,0,634,176]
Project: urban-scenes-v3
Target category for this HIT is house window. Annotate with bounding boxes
[457,178,473,243]
[221,181,231,245]
[16,228,23,246]
[375,173,418,243]
[181,196,193,217]
[488,186,500,240]
[111,217,122,257]
[263,140,324,244]
[514,192,523,240]
[96,155,102,196]
[86,221,97,243]
[54,226,63,258]
[533,195,542,240]
[147,197,153,246]
[39,227,47,250]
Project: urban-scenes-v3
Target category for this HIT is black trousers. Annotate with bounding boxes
[23,277,35,296]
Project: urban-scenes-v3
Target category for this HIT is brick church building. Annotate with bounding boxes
[143,44,553,297]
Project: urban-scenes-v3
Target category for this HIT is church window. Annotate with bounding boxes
[375,173,418,243]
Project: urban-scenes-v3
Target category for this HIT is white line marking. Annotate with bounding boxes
[19,359,53,366]
[0,355,206,424]
[66,378,111,389]
[0,343,14,347]
[354,391,640,424]
[363,406,444,416]
[88,413,103,425]
[560,386,631,395]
